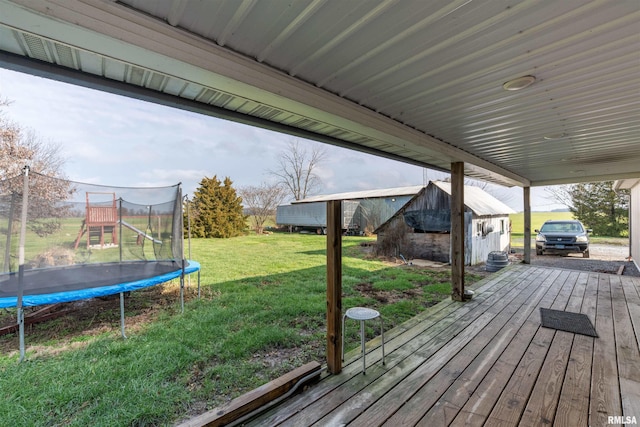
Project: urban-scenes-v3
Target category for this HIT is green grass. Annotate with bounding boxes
[0,233,483,426]
[1,215,164,271]
[509,211,574,236]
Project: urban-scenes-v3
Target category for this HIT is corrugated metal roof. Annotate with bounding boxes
[1,1,639,187]
[292,185,425,203]
[433,181,517,216]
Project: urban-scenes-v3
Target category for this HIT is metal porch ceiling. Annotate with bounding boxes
[0,0,639,187]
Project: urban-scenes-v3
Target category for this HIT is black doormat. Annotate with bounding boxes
[540,308,598,337]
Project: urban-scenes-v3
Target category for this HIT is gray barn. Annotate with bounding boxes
[276,186,423,234]
[375,181,515,265]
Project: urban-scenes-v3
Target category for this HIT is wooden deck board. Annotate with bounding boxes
[344,268,551,427]
[450,269,573,425]
[552,272,598,427]
[243,265,640,427]
[518,272,588,426]
[611,275,640,418]
[415,268,565,426]
[380,268,556,427]
[590,274,622,427]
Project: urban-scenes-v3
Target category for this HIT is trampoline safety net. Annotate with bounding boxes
[0,170,184,302]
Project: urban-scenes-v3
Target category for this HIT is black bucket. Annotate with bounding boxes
[486,251,509,272]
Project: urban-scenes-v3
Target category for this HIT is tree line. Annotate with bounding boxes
[184,140,326,237]
[547,182,629,237]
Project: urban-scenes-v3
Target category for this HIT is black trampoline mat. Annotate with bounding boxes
[0,261,182,297]
[540,308,598,337]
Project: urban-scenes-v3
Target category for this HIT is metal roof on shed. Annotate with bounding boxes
[292,185,425,204]
[432,181,516,216]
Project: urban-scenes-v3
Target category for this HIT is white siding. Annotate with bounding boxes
[631,184,640,271]
[470,215,512,265]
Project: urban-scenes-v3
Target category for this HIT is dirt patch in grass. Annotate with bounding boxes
[354,281,423,304]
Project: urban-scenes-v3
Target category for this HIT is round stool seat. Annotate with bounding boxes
[345,307,380,321]
[342,307,385,374]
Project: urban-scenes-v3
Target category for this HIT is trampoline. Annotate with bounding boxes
[0,259,200,308]
[1,168,201,361]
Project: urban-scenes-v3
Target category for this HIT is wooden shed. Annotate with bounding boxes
[375,181,515,265]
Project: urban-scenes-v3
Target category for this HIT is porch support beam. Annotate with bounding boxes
[451,162,465,301]
[326,200,342,374]
[523,186,531,264]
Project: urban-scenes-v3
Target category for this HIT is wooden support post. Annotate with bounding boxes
[523,186,531,264]
[451,162,465,301]
[326,200,342,374]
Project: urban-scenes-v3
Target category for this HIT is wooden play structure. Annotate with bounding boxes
[74,192,118,249]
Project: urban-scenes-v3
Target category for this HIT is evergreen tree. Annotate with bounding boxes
[187,175,246,238]
[568,181,628,237]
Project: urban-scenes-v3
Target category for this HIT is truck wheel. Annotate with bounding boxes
[583,250,590,258]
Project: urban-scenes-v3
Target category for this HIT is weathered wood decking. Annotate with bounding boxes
[246,264,640,426]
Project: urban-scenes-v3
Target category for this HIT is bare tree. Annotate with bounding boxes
[545,184,575,210]
[239,182,288,234]
[269,139,327,201]
[1,96,70,235]
[1,97,66,181]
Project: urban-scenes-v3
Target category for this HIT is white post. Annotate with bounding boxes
[523,187,531,264]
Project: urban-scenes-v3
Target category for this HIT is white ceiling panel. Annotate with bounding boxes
[0,0,638,187]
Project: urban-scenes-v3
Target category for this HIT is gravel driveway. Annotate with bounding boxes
[511,244,639,276]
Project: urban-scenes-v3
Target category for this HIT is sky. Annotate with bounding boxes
[0,67,565,211]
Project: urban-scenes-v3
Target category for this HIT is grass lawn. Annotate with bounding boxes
[0,233,483,426]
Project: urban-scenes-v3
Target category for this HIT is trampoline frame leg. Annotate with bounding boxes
[180,274,185,314]
[119,292,127,339]
[197,270,201,299]
[18,307,25,362]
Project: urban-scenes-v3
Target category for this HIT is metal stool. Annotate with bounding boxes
[341,307,385,374]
